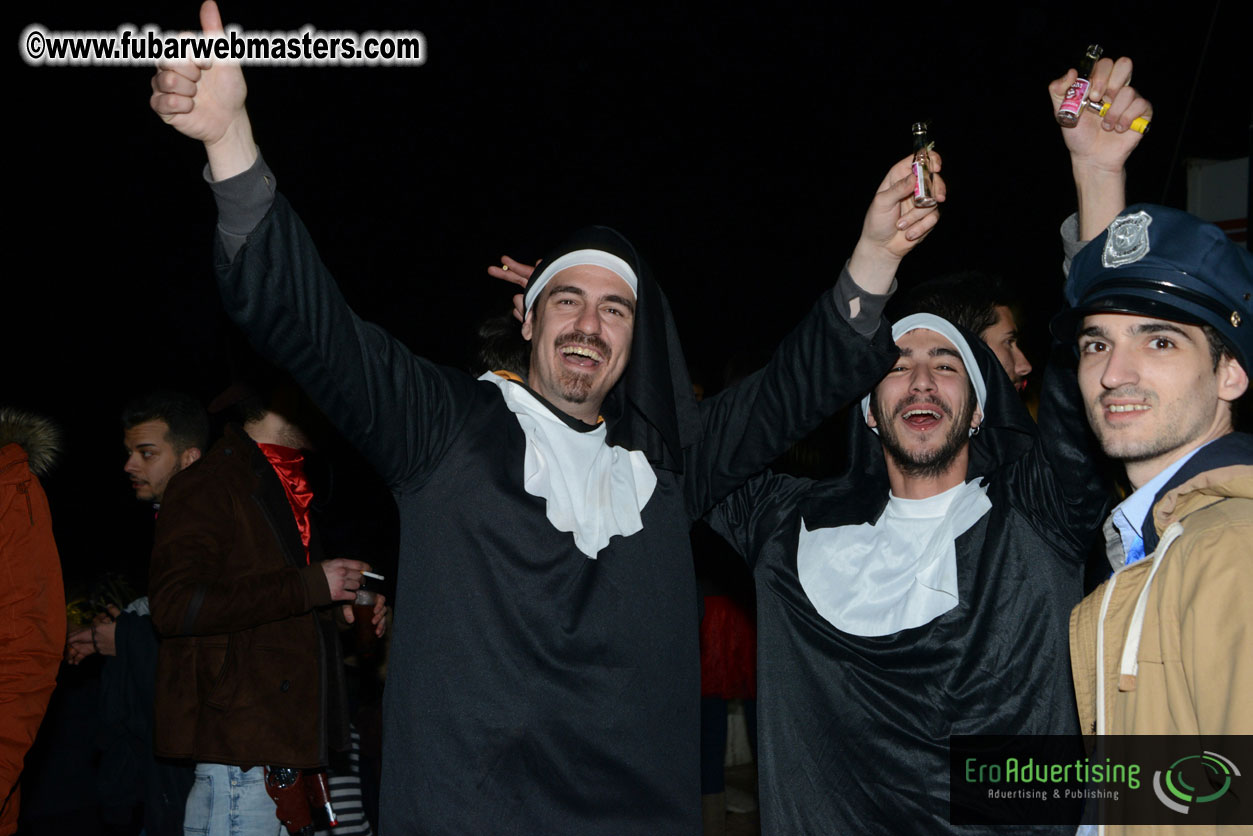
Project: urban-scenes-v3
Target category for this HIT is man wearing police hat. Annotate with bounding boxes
[1049,55,1253,744]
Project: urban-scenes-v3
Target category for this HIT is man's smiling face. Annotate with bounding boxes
[1077,313,1247,487]
[868,328,980,480]
[522,264,635,423]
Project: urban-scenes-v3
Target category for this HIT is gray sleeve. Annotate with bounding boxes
[835,260,896,337]
[204,152,277,261]
[1059,212,1087,277]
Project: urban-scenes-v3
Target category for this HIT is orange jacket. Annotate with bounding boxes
[0,433,66,835]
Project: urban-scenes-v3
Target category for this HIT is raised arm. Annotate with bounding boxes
[1009,58,1154,551]
[1013,339,1111,556]
[845,151,946,311]
[683,154,945,517]
[151,3,479,488]
[1049,55,1152,242]
[150,1,256,181]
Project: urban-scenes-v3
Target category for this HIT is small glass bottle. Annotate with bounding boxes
[910,122,936,208]
[1056,44,1104,126]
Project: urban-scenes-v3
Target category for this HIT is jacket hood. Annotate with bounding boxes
[801,323,1036,528]
[0,407,62,477]
[1147,432,1253,549]
[531,225,701,474]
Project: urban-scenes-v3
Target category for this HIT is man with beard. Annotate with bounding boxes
[119,391,209,510]
[707,311,1108,834]
[148,3,941,832]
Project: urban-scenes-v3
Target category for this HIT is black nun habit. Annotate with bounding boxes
[708,326,1109,835]
[210,164,900,834]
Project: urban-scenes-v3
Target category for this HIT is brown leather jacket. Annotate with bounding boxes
[149,425,349,769]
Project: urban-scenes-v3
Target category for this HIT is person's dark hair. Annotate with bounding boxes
[899,271,1016,337]
[233,392,270,425]
[476,312,531,378]
[211,368,329,443]
[1200,323,1247,428]
[1200,324,1233,371]
[121,390,210,455]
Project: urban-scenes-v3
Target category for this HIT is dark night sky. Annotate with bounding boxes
[9,0,1250,584]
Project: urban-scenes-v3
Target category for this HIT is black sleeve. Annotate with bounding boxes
[1009,342,1111,558]
[703,471,804,568]
[206,154,277,261]
[213,192,479,490]
[682,279,896,520]
[112,612,159,690]
[100,612,161,724]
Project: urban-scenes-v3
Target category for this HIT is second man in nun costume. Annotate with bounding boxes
[708,311,1109,834]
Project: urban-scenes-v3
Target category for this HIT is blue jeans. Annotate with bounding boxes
[183,763,283,836]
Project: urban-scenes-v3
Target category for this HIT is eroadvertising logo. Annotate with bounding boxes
[1152,751,1241,814]
[949,735,1251,826]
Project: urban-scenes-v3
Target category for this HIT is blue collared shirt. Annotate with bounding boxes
[1110,441,1215,565]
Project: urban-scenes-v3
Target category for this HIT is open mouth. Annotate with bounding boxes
[900,407,943,432]
[559,344,605,368]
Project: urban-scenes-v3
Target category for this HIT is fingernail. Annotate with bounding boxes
[1102,121,1112,131]
[897,219,908,229]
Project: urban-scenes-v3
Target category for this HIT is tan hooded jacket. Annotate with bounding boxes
[1070,462,1253,835]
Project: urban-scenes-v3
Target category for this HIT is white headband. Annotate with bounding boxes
[523,249,639,315]
[861,313,987,435]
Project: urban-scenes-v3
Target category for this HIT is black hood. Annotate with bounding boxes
[801,323,1037,528]
[532,225,701,474]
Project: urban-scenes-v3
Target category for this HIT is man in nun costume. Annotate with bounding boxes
[147,4,946,830]
[709,314,1109,834]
